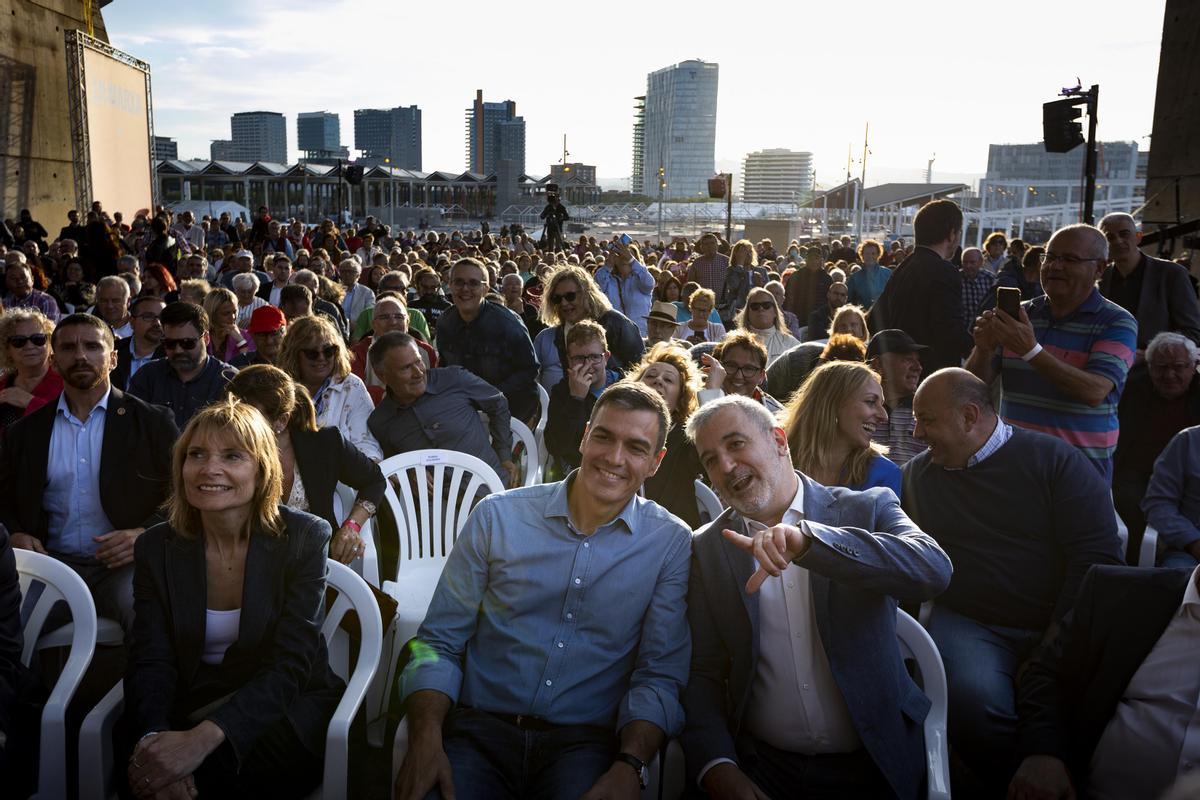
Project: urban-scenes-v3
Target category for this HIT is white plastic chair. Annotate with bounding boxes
[15,549,98,800]
[332,484,380,588]
[1139,524,1160,568]
[78,561,383,800]
[366,450,505,744]
[694,480,723,526]
[510,418,543,487]
[535,383,551,474]
[392,717,666,800]
[895,608,951,800]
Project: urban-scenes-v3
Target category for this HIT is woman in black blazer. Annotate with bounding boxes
[225,364,385,565]
[124,400,343,798]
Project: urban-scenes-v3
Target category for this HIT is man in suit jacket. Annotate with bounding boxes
[109,295,165,391]
[1011,565,1199,800]
[0,314,177,634]
[682,395,952,799]
[870,200,973,376]
[1099,212,1200,353]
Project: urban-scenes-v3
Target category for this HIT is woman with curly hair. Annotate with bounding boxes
[0,308,61,434]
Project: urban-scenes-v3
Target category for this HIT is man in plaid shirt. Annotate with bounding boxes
[961,247,995,329]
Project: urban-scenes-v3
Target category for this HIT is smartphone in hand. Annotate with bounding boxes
[997,286,1021,319]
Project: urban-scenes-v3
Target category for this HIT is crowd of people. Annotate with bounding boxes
[0,195,1199,800]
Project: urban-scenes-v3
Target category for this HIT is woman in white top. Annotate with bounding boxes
[735,286,800,366]
[278,314,383,461]
[675,288,726,344]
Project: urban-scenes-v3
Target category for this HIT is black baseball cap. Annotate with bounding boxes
[867,329,929,359]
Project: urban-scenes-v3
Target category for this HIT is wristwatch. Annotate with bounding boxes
[615,752,648,789]
[354,499,378,516]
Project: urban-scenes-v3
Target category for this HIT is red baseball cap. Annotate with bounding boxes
[246,305,286,334]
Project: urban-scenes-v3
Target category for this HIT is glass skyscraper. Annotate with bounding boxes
[636,60,718,199]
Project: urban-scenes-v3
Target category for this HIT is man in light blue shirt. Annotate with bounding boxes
[395,382,692,800]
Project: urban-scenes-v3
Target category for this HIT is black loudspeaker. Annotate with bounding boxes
[1043,98,1085,153]
[708,176,727,199]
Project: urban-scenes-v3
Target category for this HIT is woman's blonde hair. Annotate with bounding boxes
[630,341,702,423]
[780,360,887,487]
[540,265,611,327]
[735,287,786,333]
[202,287,238,331]
[225,364,319,433]
[278,314,352,382]
[689,288,716,310]
[730,239,758,267]
[166,399,284,539]
[828,304,869,339]
[0,308,53,372]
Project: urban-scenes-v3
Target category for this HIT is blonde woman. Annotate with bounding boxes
[0,308,60,434]
[734,287,800,365]
[202,287,252,363]
[676,288,726,344]
[278,314,382,461]
[829,304,869,341]
[780,360,901,495]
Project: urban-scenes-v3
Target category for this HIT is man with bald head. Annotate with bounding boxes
[959,247,995,328]
[903,368,1123,794]
[966,223,1137,482]
[1098,211,1200,356]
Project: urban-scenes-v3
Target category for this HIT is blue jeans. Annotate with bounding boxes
[427,707,616,800]
[927,605,1042,794]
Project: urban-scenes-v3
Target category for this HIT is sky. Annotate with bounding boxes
[103,0,1167,190]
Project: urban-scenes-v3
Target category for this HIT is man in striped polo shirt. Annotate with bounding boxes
[965,223,1137,482]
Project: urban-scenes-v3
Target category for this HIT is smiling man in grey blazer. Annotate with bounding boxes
[682,395,952,800]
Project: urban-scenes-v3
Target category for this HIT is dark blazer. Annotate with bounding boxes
[681,472,953,800]
[1016,565,1193,792]
[1099,253,1200,348]
[291,426,386,532]
[125,506,344,763]
[0,388,178,543]
[870,246,973,376]
[110,337,164,392]
[0,528,39,738]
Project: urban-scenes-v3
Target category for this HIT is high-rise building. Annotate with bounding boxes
[742,148,814,204]
[210,139,235,161]
[297,111,341,158]
[631,96,646,196]
[153,136,178,161]
[548,163,601,205]
[980,141,1142,211]
[353,106,422,170]
[227,111,287,163]
[465,90,525,176]
[636,60,718,199]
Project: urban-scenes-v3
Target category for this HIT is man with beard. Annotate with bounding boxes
[110,296,165,391]
[126,302,235,429]
[0,313,177,635]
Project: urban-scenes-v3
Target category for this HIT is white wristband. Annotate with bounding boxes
[1021,343,1043,362]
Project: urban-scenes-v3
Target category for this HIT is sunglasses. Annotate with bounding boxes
[163,337,199,351]
[549,290,578,305]
[301,345,339,361]
[7,334,47,348]
[747,301,774,312]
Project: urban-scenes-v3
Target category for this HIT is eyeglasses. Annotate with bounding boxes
[721,361,764,377]
[7,334,47,348]
[133,313,161,323]
[1039,252,1104,266]
[549,290,578,305]
[569,352,606,366]
[301,344,339,361]
[747,301,774,312]
[162,337,198,351]
[450,278,484,290]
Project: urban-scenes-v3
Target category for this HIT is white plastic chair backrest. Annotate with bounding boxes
[1140,524,1160,568]
[1113,491,1130,558]
[895,608,951,800]
[535,383,550,444]
[378,450,505,567]
[320,561,383,800]
[15,549,98,800]
[694,480,723,526]
[510,418,541,487]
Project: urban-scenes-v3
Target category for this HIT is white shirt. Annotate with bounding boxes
[318,373,383,462]
[699,476,861,785]
[1089,567,1200,800]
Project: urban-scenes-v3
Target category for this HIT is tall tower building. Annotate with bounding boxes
[354,106,422,170]
[297,111,341,159]
[466,90,525,176]
[637,60,718,199]
[742,149,814,204]
[229,111,287,163]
